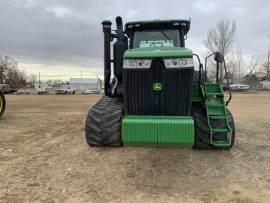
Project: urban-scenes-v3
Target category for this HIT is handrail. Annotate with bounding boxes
[193,54,203,85]
[204,52,232,105]
[223,60,232,105]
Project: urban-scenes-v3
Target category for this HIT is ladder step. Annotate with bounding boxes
[209,116,226,119]
[212,140,231,147]
[201,84,232,149]
[211,128,230,133]
[207,108,225,116]
[207,103,224,107]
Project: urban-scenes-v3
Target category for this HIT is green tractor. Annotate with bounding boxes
[0,93,6,117]
[85,17,235,149]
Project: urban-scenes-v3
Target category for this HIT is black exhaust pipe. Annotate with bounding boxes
[101,20,112,96]
[116,16,123,35]
[113,16,127,83]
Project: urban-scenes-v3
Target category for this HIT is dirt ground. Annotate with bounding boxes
[0,92,270,203]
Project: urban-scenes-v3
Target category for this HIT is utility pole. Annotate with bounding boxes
[267,48,270,80]
[38,72,41,83]
[19,72,22,88]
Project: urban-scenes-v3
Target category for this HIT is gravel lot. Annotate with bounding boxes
[0,92,270,203]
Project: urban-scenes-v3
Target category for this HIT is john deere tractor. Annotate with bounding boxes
[85,17,235,149]
[0,93,5,117]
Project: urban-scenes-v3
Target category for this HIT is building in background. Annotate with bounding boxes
[35,82,52,94]
[69,78,102,93]
[262,80,270,90]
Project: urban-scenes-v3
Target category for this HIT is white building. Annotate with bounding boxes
[69,78,102,93]
[262,80,270,90]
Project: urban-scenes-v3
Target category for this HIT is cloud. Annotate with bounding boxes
[193,0,217,14]
[46,7,71,18]
[125,9,139,18]
[0,0,269,78]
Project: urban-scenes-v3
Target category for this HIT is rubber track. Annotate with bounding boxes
[192,105,235,150]
[0,93,6,117]
[85,96,124,147]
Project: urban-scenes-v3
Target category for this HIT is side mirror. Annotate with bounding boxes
[214,52,224,63]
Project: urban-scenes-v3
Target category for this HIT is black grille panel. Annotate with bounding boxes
[123,59,193,116]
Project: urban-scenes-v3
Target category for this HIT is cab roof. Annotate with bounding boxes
[125,19,190,35]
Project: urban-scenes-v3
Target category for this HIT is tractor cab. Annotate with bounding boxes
[125,19,190,49]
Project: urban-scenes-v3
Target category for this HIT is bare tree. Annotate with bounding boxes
[26,74,37,88]
[262,48,270,80]
[244,55,261,84]
[235,47,245,81]
[247,56,259,75]
[0,56,18,84]
[204,18,237,55]
[204,18,237,80]
[227,47,244,81]
[0,55,27,88]
[227,53,237,81]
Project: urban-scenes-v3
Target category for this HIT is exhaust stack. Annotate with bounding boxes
[113,16,127,83]
[101,20,112,96]
[101,17,127,96]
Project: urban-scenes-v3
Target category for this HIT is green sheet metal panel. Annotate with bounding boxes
[192,84,203,102]
[122,116,194,147]
[124,47,193,59]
